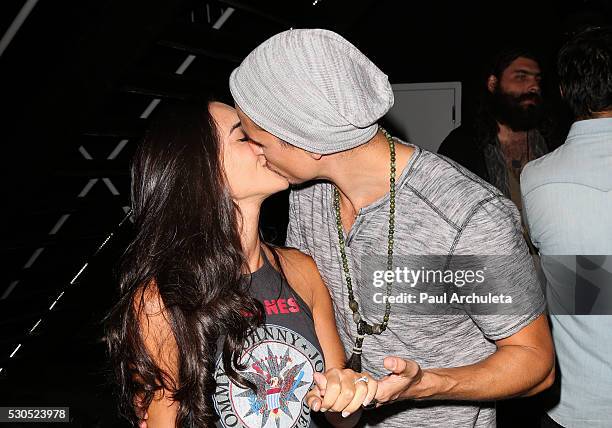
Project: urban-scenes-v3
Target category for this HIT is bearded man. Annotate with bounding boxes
[438,48,551,213]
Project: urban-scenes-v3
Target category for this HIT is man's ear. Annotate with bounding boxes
[308,151,323,160]
[487,75,497,93]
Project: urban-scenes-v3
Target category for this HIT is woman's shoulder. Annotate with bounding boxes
[276,247,315,267]
[132,279,166,317]
[277,247,323,284]
[265,246,323,310]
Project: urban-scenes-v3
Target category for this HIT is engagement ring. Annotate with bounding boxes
[353,376,369,384]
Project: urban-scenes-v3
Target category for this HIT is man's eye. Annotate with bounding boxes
[238,137,250,142]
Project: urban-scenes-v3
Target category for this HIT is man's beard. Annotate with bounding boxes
[489,88,544,131]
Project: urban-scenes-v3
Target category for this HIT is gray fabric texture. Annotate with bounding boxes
[285,140,546,427]
[229,28,394,154]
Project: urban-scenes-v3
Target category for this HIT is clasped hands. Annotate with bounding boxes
[306,356,423,418]
[135,356,423,427]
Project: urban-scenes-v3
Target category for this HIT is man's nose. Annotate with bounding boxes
[528,79,541,94]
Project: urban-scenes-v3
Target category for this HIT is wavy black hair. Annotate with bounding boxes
[558,26,612,118]
[103,99,265,427]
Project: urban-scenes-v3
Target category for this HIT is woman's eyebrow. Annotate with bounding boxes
[229,122,241,134]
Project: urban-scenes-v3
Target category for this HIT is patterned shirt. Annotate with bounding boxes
[286,138,546,427]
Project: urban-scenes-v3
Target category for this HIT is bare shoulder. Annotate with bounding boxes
[266,247,324,310]
[132,279,166,317]
[127,280,180,424]
[132,279,179,382]
[276,247,325,285]
[132,281,176,359]
[276,247,317,271]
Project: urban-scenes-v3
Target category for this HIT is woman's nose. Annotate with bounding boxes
[249,142,264,155]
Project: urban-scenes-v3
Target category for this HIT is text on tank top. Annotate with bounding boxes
[212,251,325,428]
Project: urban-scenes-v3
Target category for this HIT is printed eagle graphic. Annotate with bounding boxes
[236,345,309,428]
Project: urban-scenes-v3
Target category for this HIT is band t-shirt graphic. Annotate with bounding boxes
[213,252,325,428]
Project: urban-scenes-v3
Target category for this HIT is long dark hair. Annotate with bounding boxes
[104,99,265,427]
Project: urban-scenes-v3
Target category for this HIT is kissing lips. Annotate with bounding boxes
[261,158,288,179]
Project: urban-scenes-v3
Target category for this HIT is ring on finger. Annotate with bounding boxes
[353,376,369,384]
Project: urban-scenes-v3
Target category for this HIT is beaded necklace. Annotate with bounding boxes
[332,128,396,372]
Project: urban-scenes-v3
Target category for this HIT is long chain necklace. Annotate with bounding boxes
[333,128,396,372]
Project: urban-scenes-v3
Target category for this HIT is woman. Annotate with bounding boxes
[104,99,376,427]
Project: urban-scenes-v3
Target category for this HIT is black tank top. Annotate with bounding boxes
[212,251,325,428]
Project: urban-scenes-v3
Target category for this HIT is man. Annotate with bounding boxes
[231,29,554,427]
[438,48,552,214]
[521,27,612,428]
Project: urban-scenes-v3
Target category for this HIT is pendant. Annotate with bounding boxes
[346,323,365,372]
[347,336,363,372]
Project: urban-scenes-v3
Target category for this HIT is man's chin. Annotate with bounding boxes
[505,106,543,131]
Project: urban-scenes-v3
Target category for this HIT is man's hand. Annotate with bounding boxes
[374,314,555,403]
[306,369,377,417]
[374,356,423,405]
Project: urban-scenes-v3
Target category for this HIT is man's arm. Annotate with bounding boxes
[375,312,555,402]
[377,196,555,403]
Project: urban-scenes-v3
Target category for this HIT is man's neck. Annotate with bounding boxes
[584,110,612,119]
[497,122,528,146]
[496,122,534,172]
[322,130,415,226]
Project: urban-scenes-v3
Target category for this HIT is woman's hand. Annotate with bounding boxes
[306,368,377,417]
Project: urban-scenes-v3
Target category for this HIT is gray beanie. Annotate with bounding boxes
[229,28,394,154]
